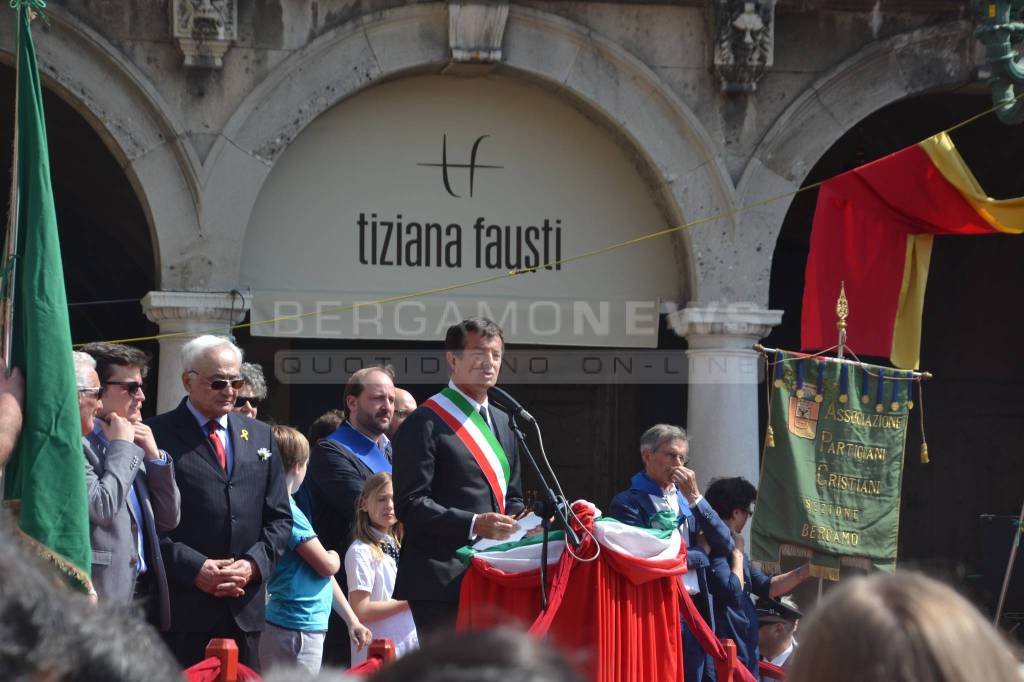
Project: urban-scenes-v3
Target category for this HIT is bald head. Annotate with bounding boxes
[388,388,417,438]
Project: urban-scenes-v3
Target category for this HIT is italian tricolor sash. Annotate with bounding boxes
[422,387,511,514]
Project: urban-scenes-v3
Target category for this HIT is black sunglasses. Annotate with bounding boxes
[234,396,264,409]
[188,371,245,391]
[104,380,144,396]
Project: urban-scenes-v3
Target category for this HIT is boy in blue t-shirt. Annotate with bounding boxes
[259,425,371,674]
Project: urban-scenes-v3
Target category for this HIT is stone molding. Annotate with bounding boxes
[667,304,782,349]
[171,0,238,69]
[448,0,510,65]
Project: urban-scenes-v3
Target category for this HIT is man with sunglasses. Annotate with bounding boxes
[146,335,292,670]
[78,343,181,628]
[704,477,810,679]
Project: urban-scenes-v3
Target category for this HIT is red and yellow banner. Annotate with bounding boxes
[802,132,1024,369]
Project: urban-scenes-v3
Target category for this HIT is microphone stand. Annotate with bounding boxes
[505,408,580,612]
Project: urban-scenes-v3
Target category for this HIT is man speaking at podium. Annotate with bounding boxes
[392,317,526,638]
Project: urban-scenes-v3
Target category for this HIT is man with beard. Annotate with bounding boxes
[303,365,396,665]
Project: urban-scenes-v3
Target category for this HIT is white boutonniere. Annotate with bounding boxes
[257,447,272,461]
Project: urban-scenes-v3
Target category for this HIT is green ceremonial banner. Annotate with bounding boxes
[1,5,92,592]
[751,351,912,580]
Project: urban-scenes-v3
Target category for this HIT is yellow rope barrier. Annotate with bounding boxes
[81,91,1024,347]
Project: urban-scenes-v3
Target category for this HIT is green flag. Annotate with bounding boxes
[751,352,911,580]
[2,4,92,593]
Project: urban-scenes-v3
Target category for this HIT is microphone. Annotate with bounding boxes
[488,386,536,424]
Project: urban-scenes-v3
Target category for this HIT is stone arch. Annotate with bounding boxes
[203,2,739,303]
[733,21,977,306]
[0,7,201,289]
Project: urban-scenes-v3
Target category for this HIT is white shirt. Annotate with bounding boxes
[769,640,796,667]
[344,531,419,666]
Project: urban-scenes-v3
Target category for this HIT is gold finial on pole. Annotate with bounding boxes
[836,281,848,360]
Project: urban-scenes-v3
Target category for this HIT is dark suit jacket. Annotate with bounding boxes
[84,434,180,630]
[707,551,773,677]
[147,398,292,633]
[392,399,524,604]
[303,435,378,561]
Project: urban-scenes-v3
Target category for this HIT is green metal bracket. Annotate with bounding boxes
[975,0,1024,124]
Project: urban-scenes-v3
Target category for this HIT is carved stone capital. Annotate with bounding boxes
[445,0,510,75]
[141,290,249,332]
[667,303,782,350]
[709,0,776,93]
[171,0,237,69]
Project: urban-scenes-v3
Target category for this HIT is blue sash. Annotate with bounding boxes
[325,422,392,475]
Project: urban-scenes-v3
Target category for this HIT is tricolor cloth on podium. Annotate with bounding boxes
[456,502,757,682]
[801,131,1024,369]
[752,352,911,580]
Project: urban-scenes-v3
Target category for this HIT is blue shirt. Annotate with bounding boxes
[266,500,333,631]
[185,399,235,474]
[91,418,169,576]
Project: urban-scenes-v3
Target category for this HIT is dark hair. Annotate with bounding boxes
[308,408,345,443]
[371,627,582,682]
[342,365,395,418]
[704,477,757,520]
[0,509,181,681]
[78,342,150,383]
[445,317,504,352]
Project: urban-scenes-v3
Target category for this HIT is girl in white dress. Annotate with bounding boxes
[345,472,419,665]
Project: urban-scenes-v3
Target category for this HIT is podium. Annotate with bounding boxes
[456,502,688,682]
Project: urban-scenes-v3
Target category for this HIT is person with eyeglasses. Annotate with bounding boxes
[235,362,268,420]
[145,335,292,670]
[608,424,735,682]
[703,477,811,679]
[385,388,417,440]
[77,343,181,631]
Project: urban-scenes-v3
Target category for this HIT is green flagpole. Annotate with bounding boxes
[2,0,93,593]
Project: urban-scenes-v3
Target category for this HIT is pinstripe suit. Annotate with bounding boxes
[147,398,292,666]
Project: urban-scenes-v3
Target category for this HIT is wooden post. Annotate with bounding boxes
[713,638,737,682]
[205,638,239,682]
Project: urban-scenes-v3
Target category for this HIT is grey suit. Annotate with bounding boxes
[84,432,181,630]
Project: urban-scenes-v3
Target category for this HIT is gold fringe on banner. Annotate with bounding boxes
[809,564,842,581]
[2,499,93,594]
[840,556,873,571]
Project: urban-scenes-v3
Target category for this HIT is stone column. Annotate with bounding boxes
[141,291,250,413]
[667,304,782,490]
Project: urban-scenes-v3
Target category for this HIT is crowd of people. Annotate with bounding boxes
[0,316,1022,681]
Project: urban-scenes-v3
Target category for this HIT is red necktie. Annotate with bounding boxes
[207,421,227,471]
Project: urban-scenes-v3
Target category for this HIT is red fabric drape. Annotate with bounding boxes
[675,580,758,682]
[801,142,997,358]
[760,660,786,680]
[346,657,385,677]
[458,504,687,682]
